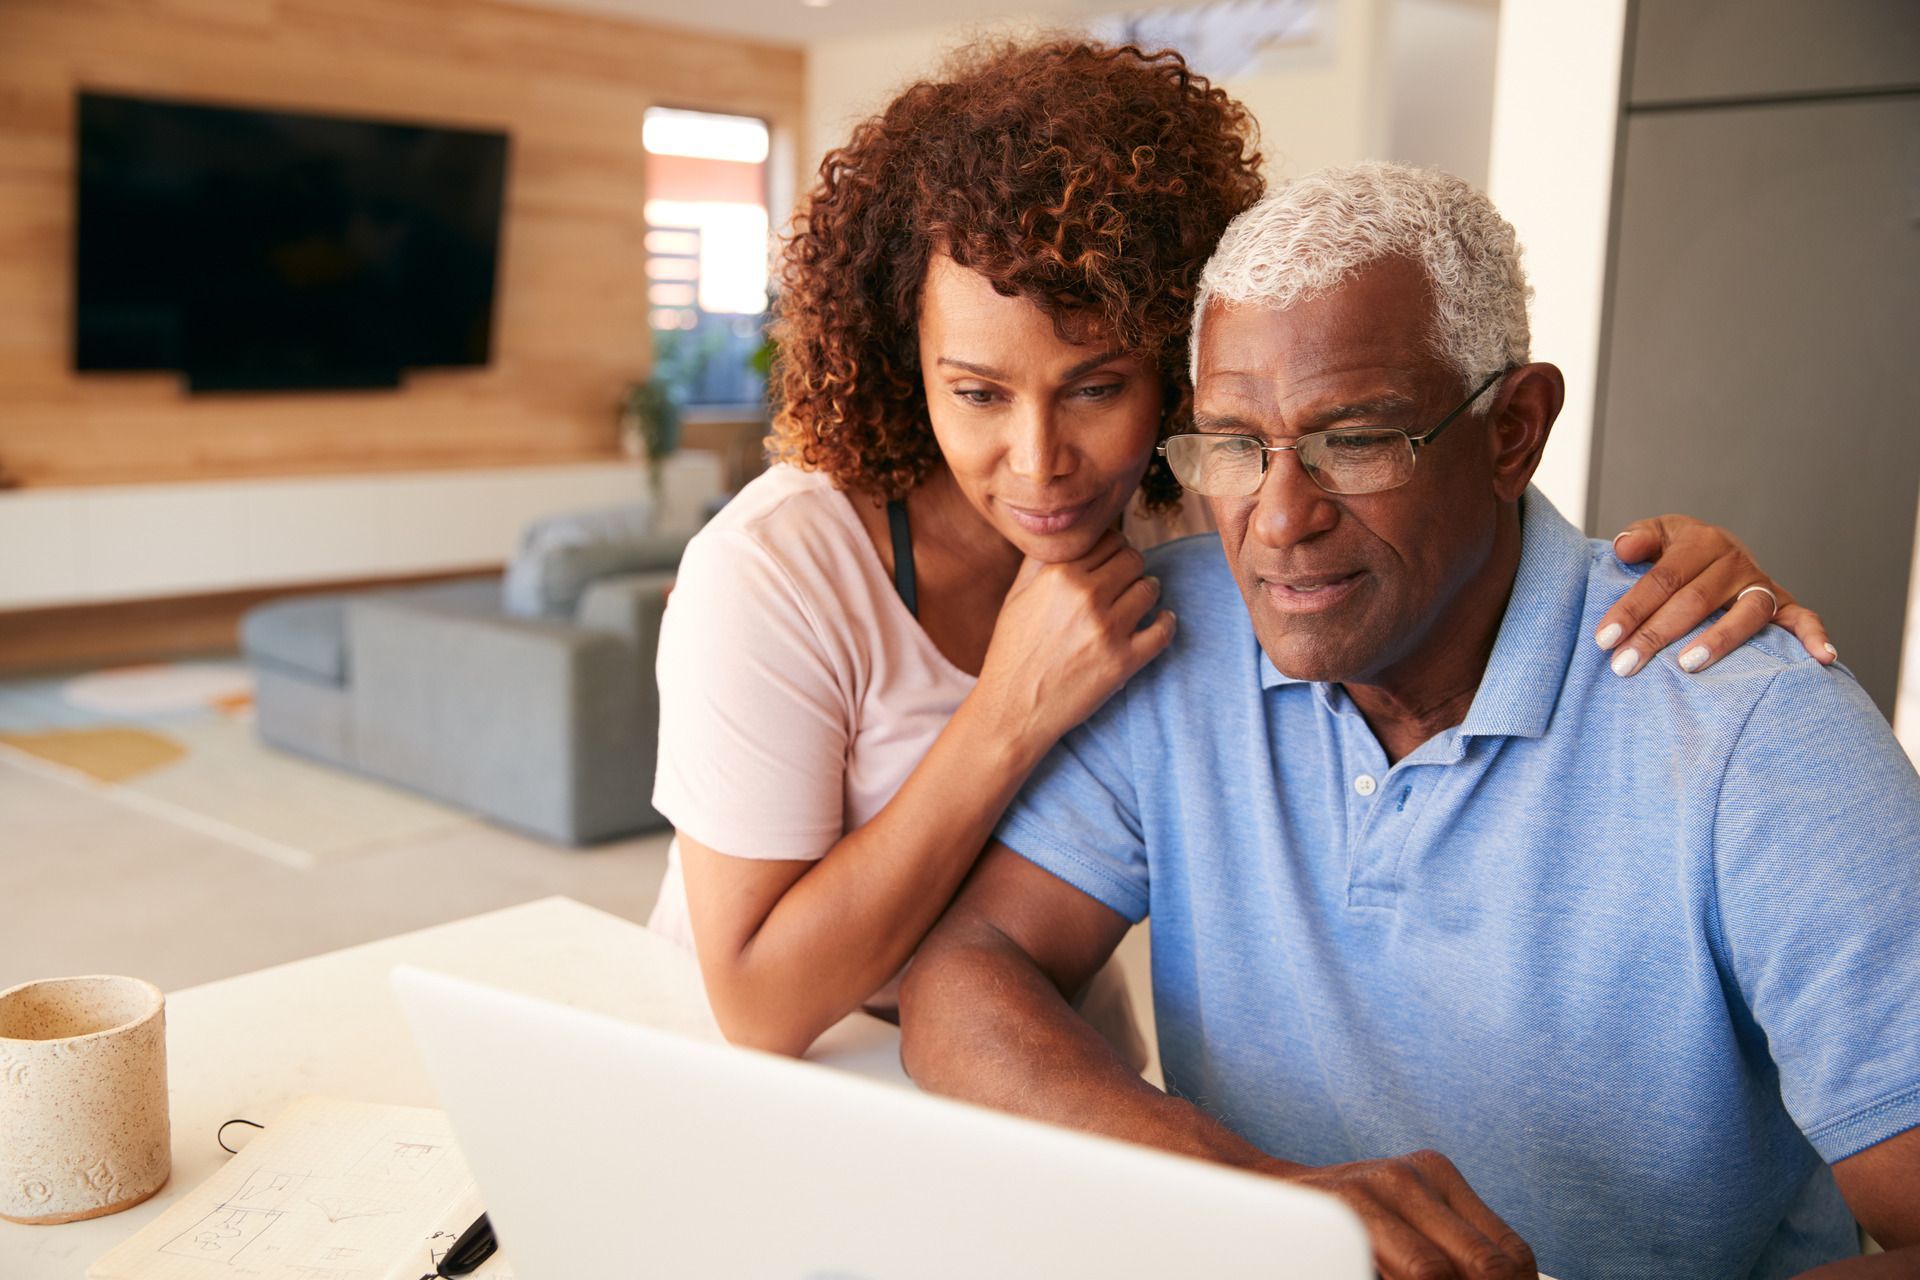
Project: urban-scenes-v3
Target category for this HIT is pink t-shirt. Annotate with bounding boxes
[649,466,977,1007]
[649,463,1198,1035]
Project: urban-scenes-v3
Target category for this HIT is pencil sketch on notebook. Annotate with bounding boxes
[88,1097,512,1280]
[348,1134,448,1184]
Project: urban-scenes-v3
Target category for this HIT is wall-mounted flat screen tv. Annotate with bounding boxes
[75,91,510,393]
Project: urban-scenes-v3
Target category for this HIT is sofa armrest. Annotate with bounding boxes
[618,530,693,575]
[504,528,692,619]
[573,569,675,812]
[345,596,660,844]
[573,569,676,648]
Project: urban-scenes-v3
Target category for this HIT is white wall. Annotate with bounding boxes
[802,22,971,208]
[1485,0,1629,530]
[800,0,1396,201]
[1899,510,1920,764]
[1226,0,1391,181]
[801,0,1517,205]
[1382,0,1499,189]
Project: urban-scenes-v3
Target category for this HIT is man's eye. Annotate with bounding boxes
[1076,382,1123,401]
[1324,432,1392,453]
[1215,436,1261,456]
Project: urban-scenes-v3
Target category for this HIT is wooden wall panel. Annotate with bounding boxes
[0,0,800,489]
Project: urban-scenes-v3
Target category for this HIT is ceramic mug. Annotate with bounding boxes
[0,975,171,1225]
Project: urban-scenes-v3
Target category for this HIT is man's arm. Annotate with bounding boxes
[899,841,1260,1161]
[1796,1128,1920,1278]
[900,843,1539,1280]
[1703,660,1920,1279]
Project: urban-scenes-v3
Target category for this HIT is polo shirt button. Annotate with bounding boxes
[1353,774,1377,797]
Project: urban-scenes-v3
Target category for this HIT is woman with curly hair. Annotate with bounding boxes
[647,39,1830,1059]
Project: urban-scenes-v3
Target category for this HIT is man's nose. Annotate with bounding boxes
[1248,447,1338,547]
[1006,403,1071,483]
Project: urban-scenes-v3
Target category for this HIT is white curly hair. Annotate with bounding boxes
[1190,162,1532,409]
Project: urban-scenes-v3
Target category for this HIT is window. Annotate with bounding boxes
[643,107,771,409]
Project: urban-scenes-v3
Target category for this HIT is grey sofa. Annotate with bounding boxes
[240,532,687,845]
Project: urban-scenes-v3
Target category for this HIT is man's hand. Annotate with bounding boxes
[1269,1149,1538,1280]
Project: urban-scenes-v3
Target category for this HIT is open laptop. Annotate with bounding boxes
[391,965,1371,1279]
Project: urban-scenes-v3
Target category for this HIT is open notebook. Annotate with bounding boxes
[89,1096,514,1280]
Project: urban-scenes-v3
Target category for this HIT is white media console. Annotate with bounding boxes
[0,454,723,611]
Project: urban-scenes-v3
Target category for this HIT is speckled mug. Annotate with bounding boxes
[0,975,170,1225]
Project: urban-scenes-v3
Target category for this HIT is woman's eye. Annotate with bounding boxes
[954,388,998,406]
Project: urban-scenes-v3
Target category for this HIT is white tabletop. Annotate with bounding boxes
[0,897,908,1278]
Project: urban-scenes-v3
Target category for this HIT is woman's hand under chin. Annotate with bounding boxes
[972,528,1176,761]
[1594,514,1836,677]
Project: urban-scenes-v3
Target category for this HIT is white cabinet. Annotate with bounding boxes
[1592,0,1920,718]
[0,454,723,610]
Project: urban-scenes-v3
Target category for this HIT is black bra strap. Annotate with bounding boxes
[886,499,918,619]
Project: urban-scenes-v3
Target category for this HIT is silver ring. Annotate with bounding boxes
[1736,584,1779,619]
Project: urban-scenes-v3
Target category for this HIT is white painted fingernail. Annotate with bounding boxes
[1595,623,1623,649]
[1610,647,1640,677]
[1824,643,1838,660]
[1679,646,1709,673]
[1611,530,1630,546]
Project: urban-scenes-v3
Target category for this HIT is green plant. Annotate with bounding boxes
[620,326,716,472]
[620,378,683,468]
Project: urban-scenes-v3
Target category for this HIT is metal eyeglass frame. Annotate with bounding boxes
[1158,367,1511,497]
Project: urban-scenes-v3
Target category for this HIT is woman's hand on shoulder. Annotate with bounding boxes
[1595,514,1836,677]
[974,530,1176,755]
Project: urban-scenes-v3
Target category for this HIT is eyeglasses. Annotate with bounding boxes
[1157,369,1508,497]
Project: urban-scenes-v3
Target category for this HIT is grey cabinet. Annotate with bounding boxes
[1630,0,1920,104]
[1592,94,1920,716]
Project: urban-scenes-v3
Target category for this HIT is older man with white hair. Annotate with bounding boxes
[898,164,1920,1279]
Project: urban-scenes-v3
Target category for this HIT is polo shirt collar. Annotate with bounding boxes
[1256,488,1588,742]
[1456,489,1588,740]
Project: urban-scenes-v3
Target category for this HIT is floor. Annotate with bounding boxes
[0,757,673,994]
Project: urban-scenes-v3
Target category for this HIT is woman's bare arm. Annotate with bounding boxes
[681,530,1173,1056]
[679,690,1046,1055]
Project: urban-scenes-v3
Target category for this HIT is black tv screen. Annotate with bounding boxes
[75,91,509,392]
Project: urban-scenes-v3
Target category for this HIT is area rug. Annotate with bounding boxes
[0,661,478,870]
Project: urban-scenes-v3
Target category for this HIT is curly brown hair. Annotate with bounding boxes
[767,39,1264,512]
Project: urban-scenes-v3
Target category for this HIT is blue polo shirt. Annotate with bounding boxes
[996,490,1920,1279]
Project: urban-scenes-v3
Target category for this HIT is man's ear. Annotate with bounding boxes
[1486,362,1564,502]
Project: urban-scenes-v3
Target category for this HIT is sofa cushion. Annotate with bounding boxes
[241,595,351,685]
[502,501,679,619]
